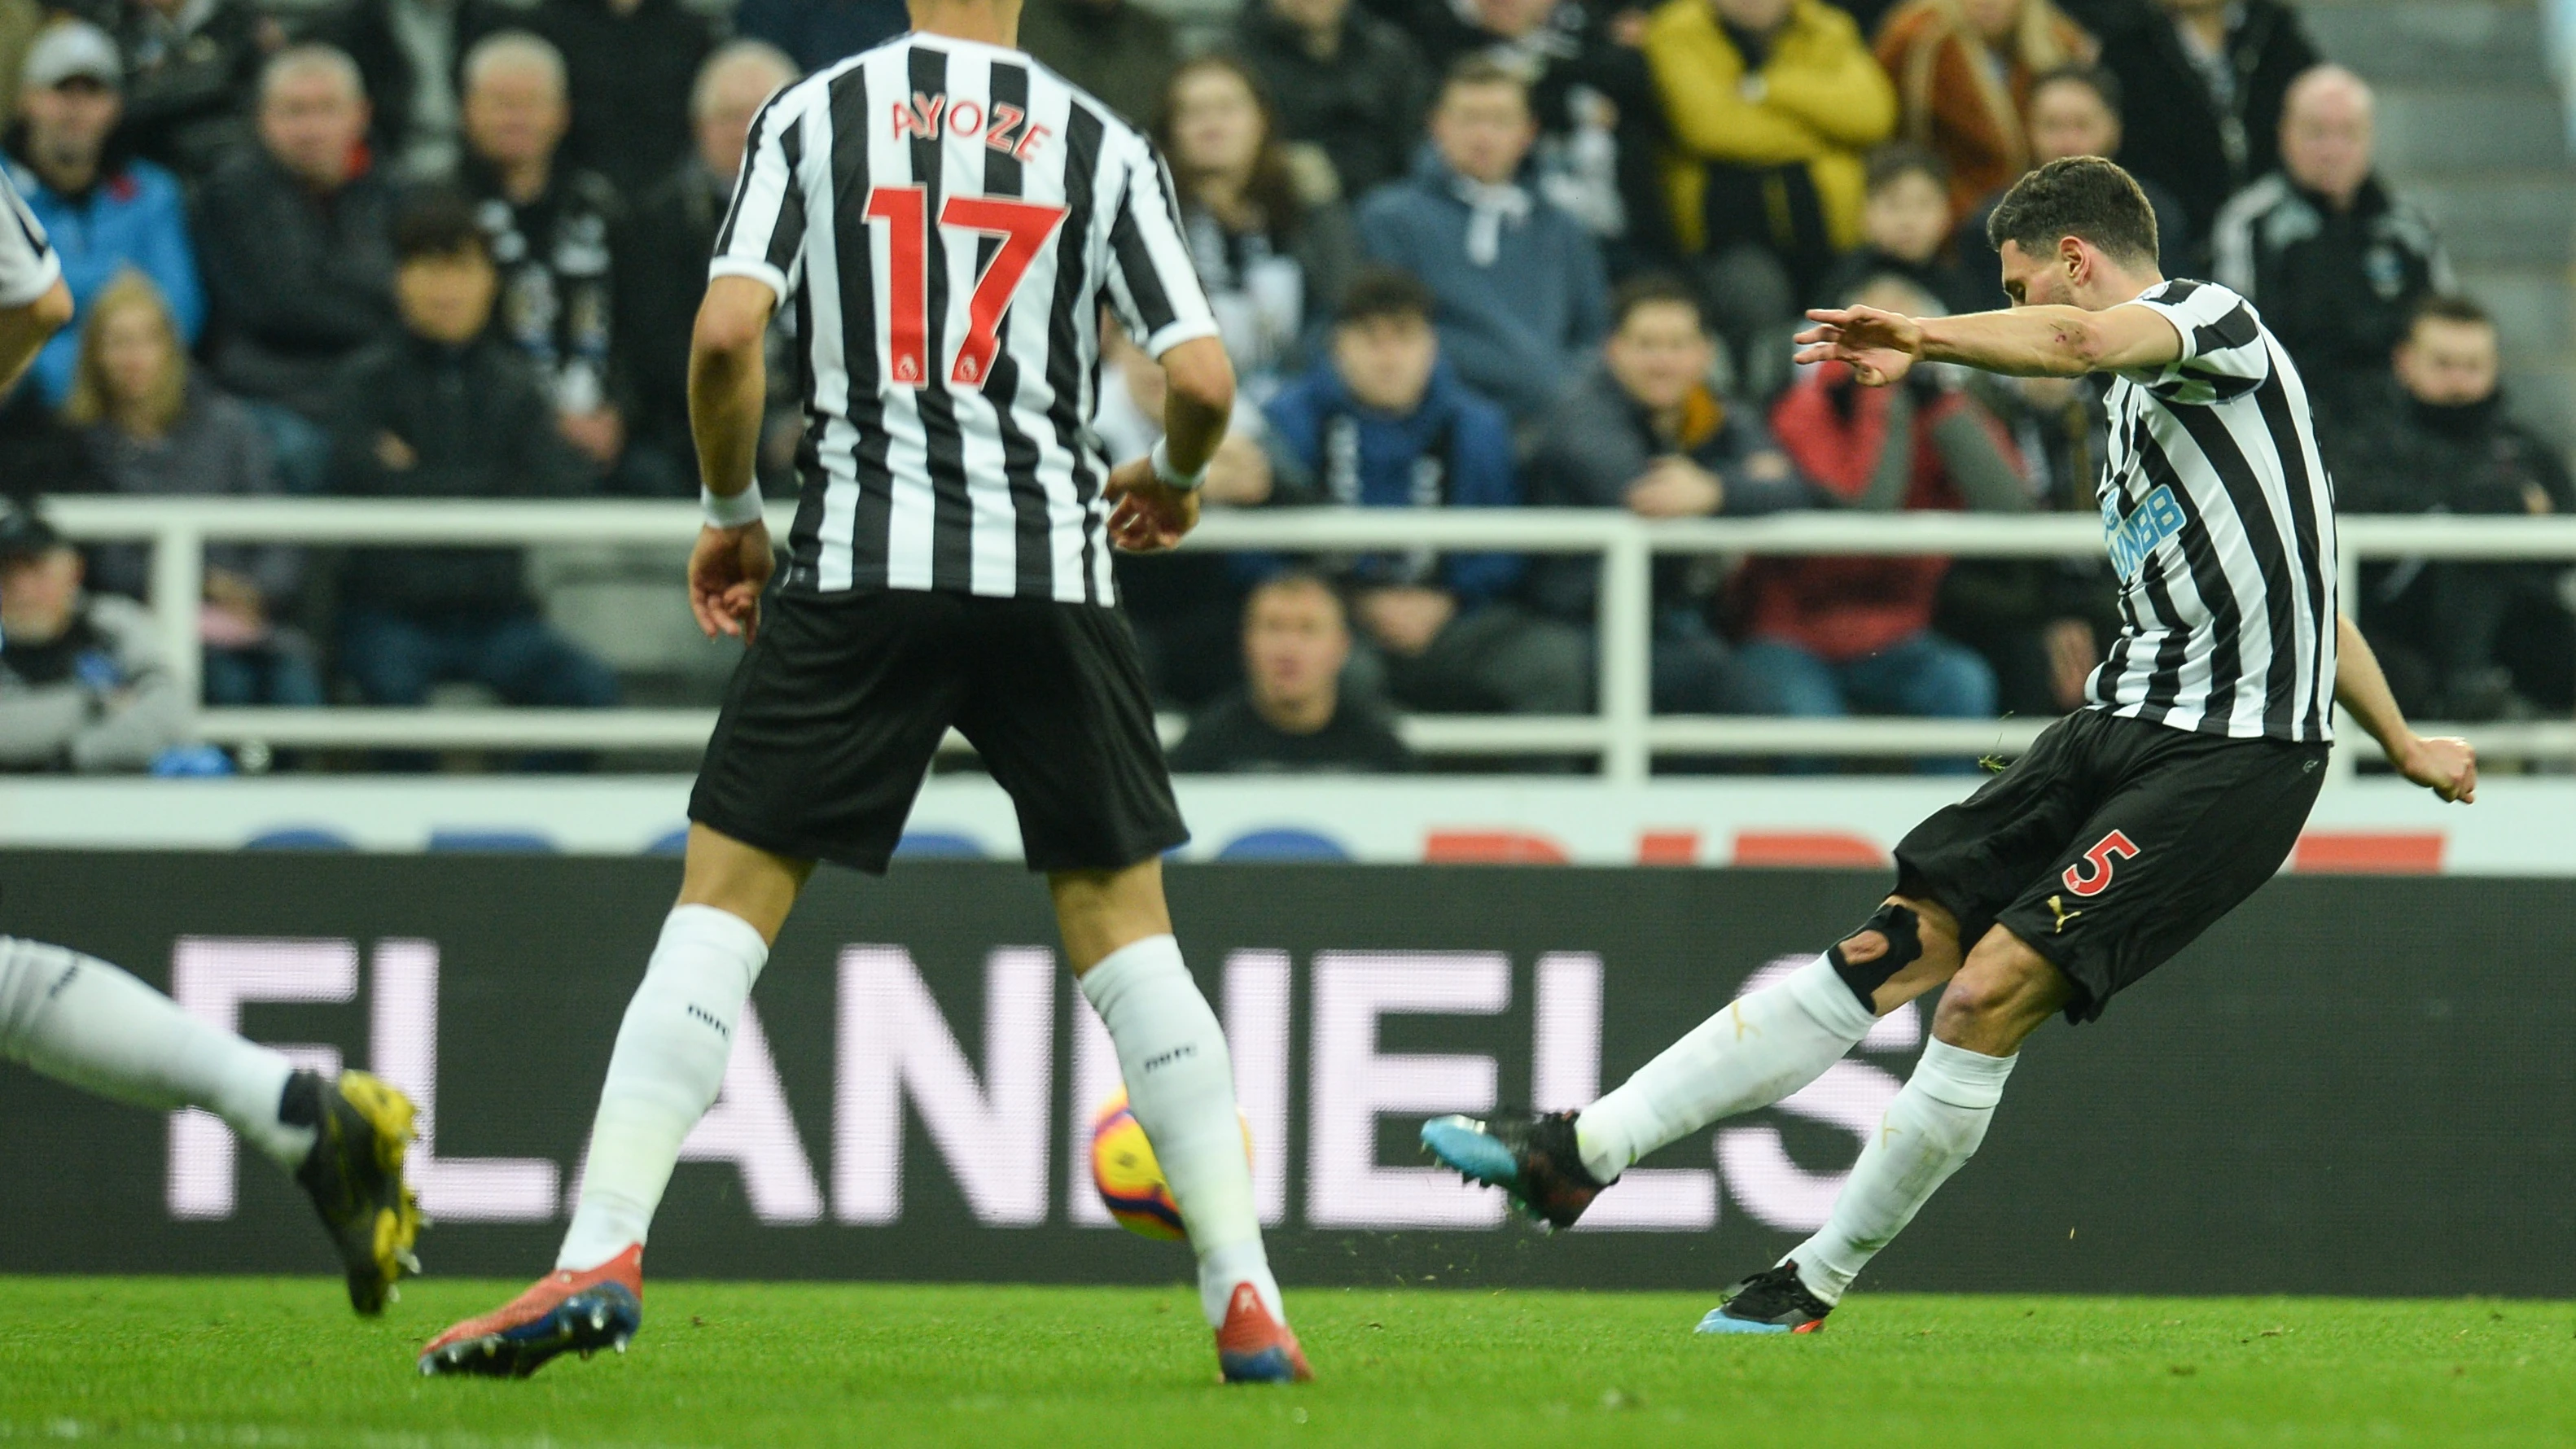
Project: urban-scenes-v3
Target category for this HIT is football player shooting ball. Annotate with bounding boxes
[1423,156,2473,1336]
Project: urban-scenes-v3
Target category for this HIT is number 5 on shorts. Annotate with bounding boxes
[2062,829,2140,897]
[863,185,1068,387]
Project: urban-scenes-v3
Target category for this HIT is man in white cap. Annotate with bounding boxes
[3,20,204,405]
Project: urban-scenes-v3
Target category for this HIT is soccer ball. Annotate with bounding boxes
[1088,1091,1252,1241]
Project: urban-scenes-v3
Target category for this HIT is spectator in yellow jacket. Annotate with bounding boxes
[1644,0,1894,393]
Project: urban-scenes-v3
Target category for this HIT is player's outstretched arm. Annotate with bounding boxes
[2334,611,2476,803]
[688,274,778,641]
[1794,302,2181,385]
[1106,335,1233,554]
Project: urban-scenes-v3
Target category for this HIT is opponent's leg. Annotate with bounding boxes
[422,825,808,1377]
[0,935,308,1158]
[1705,925,2064,1334]
[1058,858,1308,1385]
[0,935,420,1312]
[1422,896,1966,1228]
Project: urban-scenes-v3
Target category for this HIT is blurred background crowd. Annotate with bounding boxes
[0,0,2563,776]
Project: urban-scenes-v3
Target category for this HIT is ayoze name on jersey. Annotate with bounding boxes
[891,91,1051,162]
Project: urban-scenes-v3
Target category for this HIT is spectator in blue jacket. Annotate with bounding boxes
[6,22,202,408]
[1355,56,1607,421]
[1260,268,1588,715]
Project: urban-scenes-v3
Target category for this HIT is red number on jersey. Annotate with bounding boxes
[862,185,929,385]
[861,185,1069,390]
[2061,829,2140,898]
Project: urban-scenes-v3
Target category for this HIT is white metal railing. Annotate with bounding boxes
[39,497,2576,785]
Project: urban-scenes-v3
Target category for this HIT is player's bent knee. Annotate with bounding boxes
[1826,900,1926,1005]
[1933,928,2066,1048]
[1834,895,1967,1014]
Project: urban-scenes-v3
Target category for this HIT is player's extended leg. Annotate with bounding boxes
[1702,924,2063,1334]
[1422,896,1968,1228]
[0,935,422,1312]
[1057,857,1309,1385]
[419,825,809,1377]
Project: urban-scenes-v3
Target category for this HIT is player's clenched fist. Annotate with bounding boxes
[690,519,773,642]
[1103,458,1200,554]
[2397,733,2477,804]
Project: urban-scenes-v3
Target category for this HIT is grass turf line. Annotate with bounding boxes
[2,1279,2571,1448]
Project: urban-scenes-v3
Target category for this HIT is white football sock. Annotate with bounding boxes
[1079,935,1282,1329]
[557,905,769,1272]
[1786,1037,2017,1304]
[1574,957,1877,1184]
[0,935,312,1170]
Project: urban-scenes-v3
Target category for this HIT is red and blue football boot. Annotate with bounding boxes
[1216,1282,1313,1384]
[418,1245,644,1377]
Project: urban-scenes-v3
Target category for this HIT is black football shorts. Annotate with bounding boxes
[1893,709,2328,1023]
[689,587,1189,874]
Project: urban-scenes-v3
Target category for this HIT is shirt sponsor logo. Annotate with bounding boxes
[2104,484,2187,582]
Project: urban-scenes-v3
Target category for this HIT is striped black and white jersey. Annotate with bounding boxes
[0,169,59,309]
[2091,279,2339,742]
[710,34,1218,604]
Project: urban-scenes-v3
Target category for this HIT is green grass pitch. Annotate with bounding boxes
[3,1278,2573,1447]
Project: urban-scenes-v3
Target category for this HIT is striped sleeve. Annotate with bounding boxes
[1100,136,1218,357]
[708,92,808,302]
[2125,279,2270,388]
[0,171,59,309]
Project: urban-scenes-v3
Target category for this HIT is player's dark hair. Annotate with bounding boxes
[392,188,492,265]
[1986,155,2158,268]
[1865,141,1948,196]
[1336,266,1436,327]
[1439,54,1528,106]
[2029,62,2122,117]
[2408,292,2493,334]
[1608,272,1704,334]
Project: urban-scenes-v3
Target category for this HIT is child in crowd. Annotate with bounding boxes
[1816,144,1989,318]
[326,189,617,716]
[1260,267,1588,716]
[66,274,323,707]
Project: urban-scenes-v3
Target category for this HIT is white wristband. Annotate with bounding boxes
[701,485,765,529]
[1150,438,1206,493]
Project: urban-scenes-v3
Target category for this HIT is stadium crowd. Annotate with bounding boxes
[0,0,2559,773]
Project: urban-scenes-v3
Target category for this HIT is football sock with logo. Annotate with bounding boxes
[0,935,313,1170]
[1079,935,1284,1329]
[1785,1037,2017,1304]
[1573,956,1878,1185]
[557,905,769,1272]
